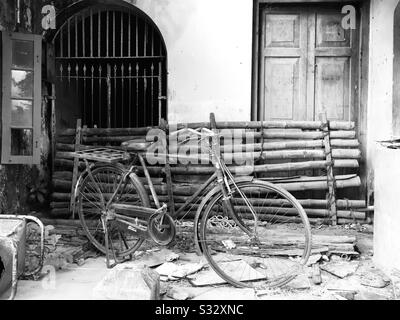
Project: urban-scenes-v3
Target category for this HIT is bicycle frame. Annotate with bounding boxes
[72,126,257,268]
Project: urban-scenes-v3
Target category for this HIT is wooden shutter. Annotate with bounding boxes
[260,5,359,122]
[1,32,42,165]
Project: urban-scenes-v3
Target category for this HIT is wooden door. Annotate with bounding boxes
[260,5,359,122]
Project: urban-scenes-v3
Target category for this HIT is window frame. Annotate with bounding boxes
[1,32,42,165]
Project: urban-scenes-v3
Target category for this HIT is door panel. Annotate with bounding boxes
[260,5,359,122]
[260,10,308,121]
[316,13,351,48]
[315,57,350,120]
[264,58,299,120]
[265,14,301,48]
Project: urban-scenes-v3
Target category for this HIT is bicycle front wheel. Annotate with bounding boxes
[199,180,311,288]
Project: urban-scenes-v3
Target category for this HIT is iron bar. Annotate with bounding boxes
[129,63,132,125]
[121,64,125,127]
[151,27,154,56]
[82,13,85,57]
[107,64,111,129]
[113,11,116,58]
[91,65,94,126]
[144,22,148,56]
[151,63,154,126]
[144,67,147,126]
[121,12,124,57]
[98,11,101,57]
[83,64,87,124]
[75,64,79,106]
[128,14,131,57]
[90,8,94,57]
[56,75,159,80]
[99,65,102,126]
[136,63,139,127]
[136,17,138,57]
[106,11,109,57]
[158,61,163,125]
[60,24,64,57]
[68,18,71,57]
[114,64,117,127]
[55,56,165,60]
[75,15,78,57]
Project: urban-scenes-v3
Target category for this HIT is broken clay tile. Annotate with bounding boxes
[155,262,205,281]
[166,288,192,301]
[321,261,359,279]
[286,274,311,290]
[360,270,391,289]
[306,254,322,266]
[190,260,265,287]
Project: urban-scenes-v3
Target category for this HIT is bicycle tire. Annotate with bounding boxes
[198,180,312,288]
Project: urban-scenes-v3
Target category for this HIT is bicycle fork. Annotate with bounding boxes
[215,160,258,241]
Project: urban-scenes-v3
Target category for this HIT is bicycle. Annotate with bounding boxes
[72,119,312,288]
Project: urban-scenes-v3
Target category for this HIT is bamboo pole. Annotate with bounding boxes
[83,136,147,143]
[173,120,355,131]
[170,139,360,153]
[56,149,361,163]
[59,126,154,137]
[250,130,356,140]
[143,159,359,176]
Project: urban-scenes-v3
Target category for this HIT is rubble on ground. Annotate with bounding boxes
[17,219,396,301]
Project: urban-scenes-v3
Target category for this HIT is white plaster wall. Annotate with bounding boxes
[125,0,253,124]
[369,0,400,271]
[367,0,399,164]
[374,145,400,271]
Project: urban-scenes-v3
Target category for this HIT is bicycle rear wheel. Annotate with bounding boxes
[199,180,311,288]
[77,164,150,258]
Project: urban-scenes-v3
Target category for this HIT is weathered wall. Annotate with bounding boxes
[374,145,400,272]
[367,0,399,149]
[120,0,254,124]
[1,0,253,212]
[368,0,400,271]
[47,0,254,124]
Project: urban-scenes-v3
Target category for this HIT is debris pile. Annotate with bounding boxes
[25,220,98,272]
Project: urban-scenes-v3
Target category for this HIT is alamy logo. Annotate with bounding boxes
[42,5,56,30]
[342,5,356,30]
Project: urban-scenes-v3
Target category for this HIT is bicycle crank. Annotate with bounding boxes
[148,213,176,246]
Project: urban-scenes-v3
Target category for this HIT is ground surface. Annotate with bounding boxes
[1,224,399,300]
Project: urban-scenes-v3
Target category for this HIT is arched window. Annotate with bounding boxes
[46,1,167,130]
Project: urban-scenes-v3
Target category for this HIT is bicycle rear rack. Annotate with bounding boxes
[73,148,131,164]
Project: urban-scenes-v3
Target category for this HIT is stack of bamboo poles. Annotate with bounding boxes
[50,118,369,225]
[166,119,367,225]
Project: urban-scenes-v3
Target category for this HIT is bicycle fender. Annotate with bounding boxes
[193,176,254,255]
